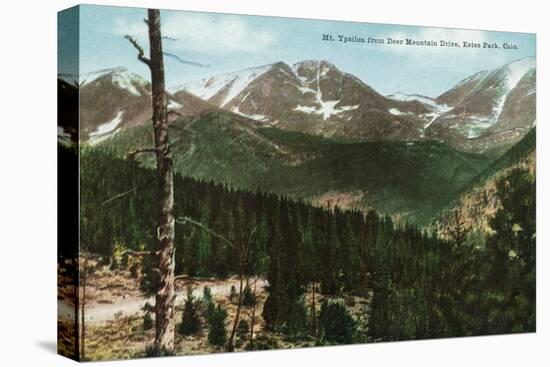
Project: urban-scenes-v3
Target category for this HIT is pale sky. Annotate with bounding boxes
[59,4,536,97]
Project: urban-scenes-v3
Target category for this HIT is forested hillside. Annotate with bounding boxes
[435,129,535,237]
[98,111,491,224]
[73,145,535,352]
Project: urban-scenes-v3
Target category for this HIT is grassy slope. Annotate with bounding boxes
[97,111,491,224]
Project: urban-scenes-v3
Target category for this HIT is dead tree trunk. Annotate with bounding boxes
[126,9,175,353]
[227,273,249,351]
[249,277,258,345]
[147,9,176,353]
[311,281,316,335]
[80,257,88,361]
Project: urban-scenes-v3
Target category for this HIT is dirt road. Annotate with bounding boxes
[59,278,268,324]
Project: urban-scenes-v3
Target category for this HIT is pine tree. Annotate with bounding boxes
[178,286,201,336]
[208,303,228,347]
[202,286,214,319]
[242,284,256,306]
[229,285,238,303]
[484,168,536,333]
[318,300,356,344]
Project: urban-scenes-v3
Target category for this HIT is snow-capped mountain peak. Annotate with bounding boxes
[172,64,273,107]
[80,67,148,96]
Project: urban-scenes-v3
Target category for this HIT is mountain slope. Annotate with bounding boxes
[78,68,215,144]
[426,57,536,153]
[95,110,491,223]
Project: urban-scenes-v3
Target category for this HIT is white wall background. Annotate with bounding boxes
[0,0,547,365]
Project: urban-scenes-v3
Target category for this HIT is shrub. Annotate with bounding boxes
[237,319,250,339]
[178,286,201,336]
[144,345,175,357]
[283,297,309,336]
[229,285,238,303]
[143,312,153,331]
[245,333,279,351]
[318,300,356,344]
[201,286,215,319]
[207,303,228,347]
[345,295,356,307]
[242,285,256,306]
[129,262,139,279]
[203,286,213,304]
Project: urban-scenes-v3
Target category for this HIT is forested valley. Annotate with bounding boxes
[58,142,535,359]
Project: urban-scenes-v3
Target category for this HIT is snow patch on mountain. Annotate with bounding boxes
[316,100,340,120]
[292,60,360,120]
[503,57,535,90]
[389,108,404,116]
[297,85,316,94]
[89,111,124,145]
[294,102,359,120]
[423,113,441,129]
[320,64,331,78]
[168,100,182,109]
[290,63,308,83]
[112,72,146,96]
[387,92,451,112]
[464,116,493,139]
[230,106,269,122]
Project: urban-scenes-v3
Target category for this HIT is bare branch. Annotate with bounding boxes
[126,148,157,160]
[124,35,151,67]
[120,249,160,257]
[163,52,210,67]
[174,274,188,282]
[167,124,183,131]
[176,216,236,250]
[167,110,184,118]
[174,274,217,282]
[141,302,155,313]
[100,178,157,207]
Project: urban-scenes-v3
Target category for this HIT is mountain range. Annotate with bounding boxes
[171,57,535,153]
[58,57,536,224]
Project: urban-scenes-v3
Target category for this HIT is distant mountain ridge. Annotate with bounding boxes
[170,57,535,153]
[70,57,535,155]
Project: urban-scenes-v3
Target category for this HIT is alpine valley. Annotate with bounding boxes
[60,56,536,224]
